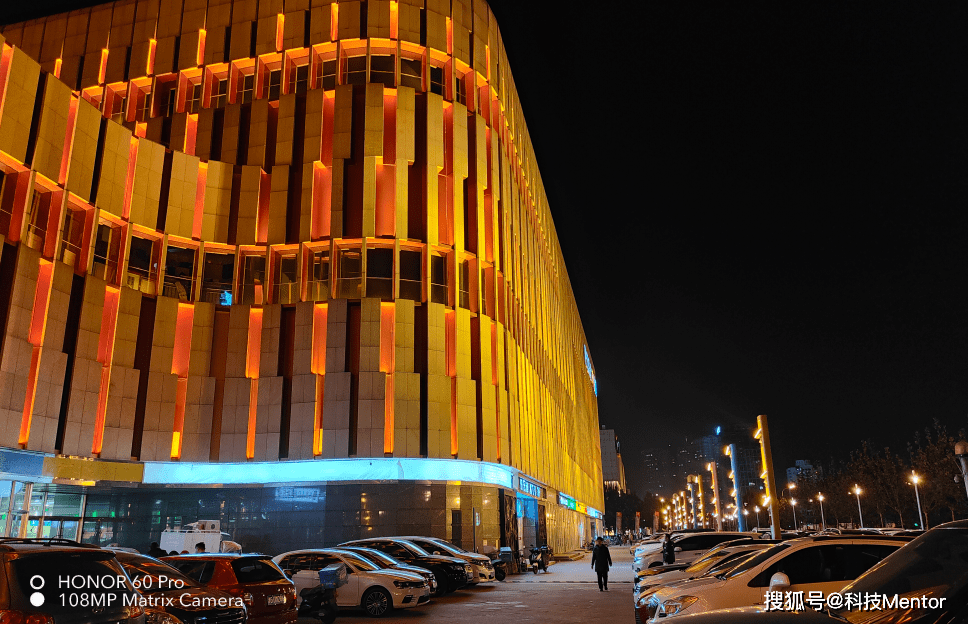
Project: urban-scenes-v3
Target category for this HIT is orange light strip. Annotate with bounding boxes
[245,307,263,459]
[122,137,138,218]
[135,122,147,138]
[170,377,188,458]
[445,309,457,456]
[171,303,195,377]
[184,113,198,155]
[18,260,54,447]
[197,29,206,66]
[92,286,121,456]
[380,302,395,454]
[330,3,338,41]
[312,303,328,456]
[275,14,285,52]
[98,49,109,85]
[256,171,270,244]
[193,162,207,239]
[311,162,331,240]
[147,39,157,75]
[53,58,62,79]
[446,17,453,55]
[59,98,79,185]
[389,1,398,39]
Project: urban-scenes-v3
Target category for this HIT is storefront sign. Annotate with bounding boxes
[519,478,542,498]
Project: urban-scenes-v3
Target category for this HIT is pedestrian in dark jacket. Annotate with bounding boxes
[662,534,676,564]
[591,537,612,591]
[146,542,167,558]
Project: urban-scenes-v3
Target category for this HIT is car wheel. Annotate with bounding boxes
[431,568,451,594]
[495,567,506,582]
[362,587,392,617]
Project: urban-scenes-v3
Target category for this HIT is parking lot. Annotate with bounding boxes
[298,548,634,623]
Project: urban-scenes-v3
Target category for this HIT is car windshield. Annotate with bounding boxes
[122,558,197,589]
[344,549,397,568]
[424,541,460,556]
[687,548,730,570]
[702,550,762,577]
[336,552,379,572]
[435,539,467,553]
[836,528,968,623]
[231,557,285,583]
[399,541,431,557]
[722,543,790,579]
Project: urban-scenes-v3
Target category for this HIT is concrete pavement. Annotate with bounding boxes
[297,547,636,623]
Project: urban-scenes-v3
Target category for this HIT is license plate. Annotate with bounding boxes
[267,594,286,606]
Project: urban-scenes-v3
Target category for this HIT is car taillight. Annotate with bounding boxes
[226,588,255,606]
[0,611,56,624]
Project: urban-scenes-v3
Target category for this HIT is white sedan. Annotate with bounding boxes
[274,548,431,617]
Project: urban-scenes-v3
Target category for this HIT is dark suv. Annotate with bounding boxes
[339,539,471,594]
[0,538,146,624]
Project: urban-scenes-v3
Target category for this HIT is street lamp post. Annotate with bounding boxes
[956,441,968,501]
[852,485,864,529]
[817,494,825,529]
[791,499,798,531]
[911,473,924,529]
[754,506,761,529]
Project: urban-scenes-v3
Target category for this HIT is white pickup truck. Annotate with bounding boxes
[159,520,239,553]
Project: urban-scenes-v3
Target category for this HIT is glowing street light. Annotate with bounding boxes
[817,493,825,529]
[852,485,864,529]
[754,505,761,529]
[790,499,798,530]
[910,473,924,529]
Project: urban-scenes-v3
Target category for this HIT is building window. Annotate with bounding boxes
[274,253,299,304]
[336,247,362,299]
[201,252,234,305]
[186,81,202,114]
[321,60,337,90]
[267,68,282,100]
[290,64,309,94]
[366,247,393,299]
[430,254,447,305]
[164,246,197,301]
[309,249,330,301]
[399,249,421,301]
[455,74,467,106]
[371,55,394,88]
[429,66,444,96]
[400,58,421,90]
[239,253,266,304]
[24,190,52,251]
[0,172,15,237]
[344,56,366,85]
[92,221,122,284]
[108,91,127,123]
[212,77,228,108]
[458,259,470,309]
[126,235,159,295]
[58,207,85,267]
[135,89,152,121]
[239,73,255,103]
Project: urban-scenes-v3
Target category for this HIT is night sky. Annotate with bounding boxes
[6,1,968,498]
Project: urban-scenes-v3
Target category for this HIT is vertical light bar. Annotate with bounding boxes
[311,303,328,456]
[19,261,54,446]
[380,302,395,454]
[92,286,121,455]
[193,162,207,239]
[256,171,270,244]
[330,4,339,41]
[389,1,398,39]
[59,98,79,185]
[275,14,285,52]
[445,309,457,456]
[197,29,206,66]
[147,39,157,75]
[170,303,194,459]
[184,113,198,155]
[123,137,139,218]
[245,307,263,459]
[53,58,62,79]
[98,49,109,84]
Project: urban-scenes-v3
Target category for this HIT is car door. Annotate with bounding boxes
[312,554,358,607]
[747,544,870,602]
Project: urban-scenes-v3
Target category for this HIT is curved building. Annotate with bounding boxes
[0,0,601,554]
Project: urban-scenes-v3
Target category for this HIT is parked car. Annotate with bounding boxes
[335,545,438,595]
[635,532,761,571]
[395,536,495,583]
[632,529,720,560]
[649,519,968,624]
[643,535,912,621]
[0,537,146,624]
[339,538,472,593]
[114,551,247,624]
[634,542,773,600]
[273,548,430,617]
[164,553,298,624]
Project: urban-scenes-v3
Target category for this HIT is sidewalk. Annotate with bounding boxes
[505,546,634,585]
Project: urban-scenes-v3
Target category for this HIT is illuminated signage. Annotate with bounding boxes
[558,492,602,519]
[584,345,597,395]
[519,478,542,498]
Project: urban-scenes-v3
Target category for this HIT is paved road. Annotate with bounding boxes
[298,546,635,623]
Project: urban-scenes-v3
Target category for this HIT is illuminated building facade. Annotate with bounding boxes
[0,0,602,553]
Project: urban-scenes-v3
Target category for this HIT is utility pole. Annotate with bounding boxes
[725,444,746,532]
[754,414,781,540]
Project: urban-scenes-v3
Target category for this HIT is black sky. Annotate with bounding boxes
[5,1,968,498]
[482,0,968,496]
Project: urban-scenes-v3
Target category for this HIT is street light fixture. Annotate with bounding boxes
[910,473,924,529]
[817,493,825,529]
[791,499,798,530]
[754,506,761,529]
[852,485,864,529]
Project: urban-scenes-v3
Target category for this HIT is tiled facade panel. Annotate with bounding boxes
[0,0,603,512]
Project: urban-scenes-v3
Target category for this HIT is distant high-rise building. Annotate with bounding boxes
[786,460,822,485]
[600,429,627,492]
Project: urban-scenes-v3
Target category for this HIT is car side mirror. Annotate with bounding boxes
[769,572,790,591]
[433,551,441,555]
[674,546,682,552]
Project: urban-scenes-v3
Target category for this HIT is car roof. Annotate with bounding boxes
[0,538,103,554]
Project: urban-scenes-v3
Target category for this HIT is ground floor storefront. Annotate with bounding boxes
[0,450,601,557]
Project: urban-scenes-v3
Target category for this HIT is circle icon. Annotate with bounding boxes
[29,575,45,590]
[30,592,44,607]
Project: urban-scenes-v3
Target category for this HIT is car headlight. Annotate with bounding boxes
[659,595,700,617]
[393,580,424,588]
[145,609,184,624]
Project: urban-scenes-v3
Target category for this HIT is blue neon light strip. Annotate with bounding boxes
[143,457,514,489]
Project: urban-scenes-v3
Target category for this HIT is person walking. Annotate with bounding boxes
[662,534,676,565]
[195,541,206,553]
[147,542,167,558]
[591,537,612,591]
